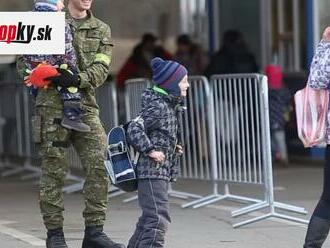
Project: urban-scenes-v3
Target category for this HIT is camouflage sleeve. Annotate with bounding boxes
[16,55,30,80]
[78,25,112,89]
[308,39,330,89]
[126,104,165,154]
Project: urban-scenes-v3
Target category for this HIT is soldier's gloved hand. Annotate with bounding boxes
[45,68,80,88]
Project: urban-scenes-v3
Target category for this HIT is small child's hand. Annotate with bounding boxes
[148,151,165,162]
[323,27,330,42]
[176,145,184,154]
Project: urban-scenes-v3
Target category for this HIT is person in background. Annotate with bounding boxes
[117,33,172,89]
[265,61,290,165]
[174,34,208,75]
[204,30,258,77]
[116,33,172,123]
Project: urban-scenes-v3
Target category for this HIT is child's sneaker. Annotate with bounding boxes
[61,101,91,133]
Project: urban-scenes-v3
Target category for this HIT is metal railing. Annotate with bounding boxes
[182,74,308,227]
[0,83,40,179]
[0,74,309,228]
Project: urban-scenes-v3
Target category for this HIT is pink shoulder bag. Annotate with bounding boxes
[294,85,329,147]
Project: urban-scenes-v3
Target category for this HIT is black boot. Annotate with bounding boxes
[61,101,91,133]
[82,226,125,248]
[304,216,330,248]
[46,228,68,248]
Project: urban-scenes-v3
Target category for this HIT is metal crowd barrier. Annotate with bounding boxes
[124,78,151,122]
[0,83,40,178]
[0,80,120,194]
[183,74,308,227]
[0,106,5,170]
[0,88,7,171]
[1,74,309,228]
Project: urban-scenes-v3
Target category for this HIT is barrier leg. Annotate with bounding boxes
[63,173,85,194]
[63,182,84,194]
[225,194,262,204]
[2,159,40,179]
[108,190,126,199]
[168,184,201,200]
[186,183,263,209]
[181,194,219,208]
[123,195,138,203]
[66,173,84,182]
[193,195,227,209]
[21,172,41,180]
[1,167,25,177]
[169,192,189,199]
[233,212,309,228]
[274,202,307,214]
[232,201,269,217]
[182,183,221,208]
[273,213,309,224]
[233,213,273,228]
[107,186,126,199]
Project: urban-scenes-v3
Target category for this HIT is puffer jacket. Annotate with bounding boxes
[127,88,183,181]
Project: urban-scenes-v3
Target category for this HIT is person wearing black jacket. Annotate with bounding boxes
[204,30,259,77]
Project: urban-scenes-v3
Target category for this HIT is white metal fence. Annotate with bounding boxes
[0,74,309,228]
[182,74,308,227]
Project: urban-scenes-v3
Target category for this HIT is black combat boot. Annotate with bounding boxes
[82,226,125,248]
[304,216,330,248]
[46,228,68,248]
[61,101,91,133]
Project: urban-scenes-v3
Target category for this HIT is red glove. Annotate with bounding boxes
[24,63,59,88]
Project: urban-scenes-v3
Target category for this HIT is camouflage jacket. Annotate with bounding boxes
[307,39,330,143]
[17,10,113,112]
[127,88,183,181]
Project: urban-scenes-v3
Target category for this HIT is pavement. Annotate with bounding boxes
[0,163,328,248]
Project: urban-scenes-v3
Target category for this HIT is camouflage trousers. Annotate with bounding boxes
[33,106,108,230]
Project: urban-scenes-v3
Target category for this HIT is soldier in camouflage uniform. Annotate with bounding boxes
[17,0,125,247]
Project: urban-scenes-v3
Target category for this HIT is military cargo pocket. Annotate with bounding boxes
[31,115,42,143]
[44,118,70,145]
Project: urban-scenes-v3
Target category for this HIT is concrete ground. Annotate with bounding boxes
[0,163,328,248]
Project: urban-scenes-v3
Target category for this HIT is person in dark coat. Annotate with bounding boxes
[174,34,208,75]
[126,57,189,248]
[204,30,259,77]
[266,63,290,164]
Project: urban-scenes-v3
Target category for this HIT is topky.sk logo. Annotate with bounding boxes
[0,12,65,55]
[0,22,53,44]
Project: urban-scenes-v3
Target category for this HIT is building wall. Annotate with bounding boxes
[319,0,330,38]
[218,0,261,67]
